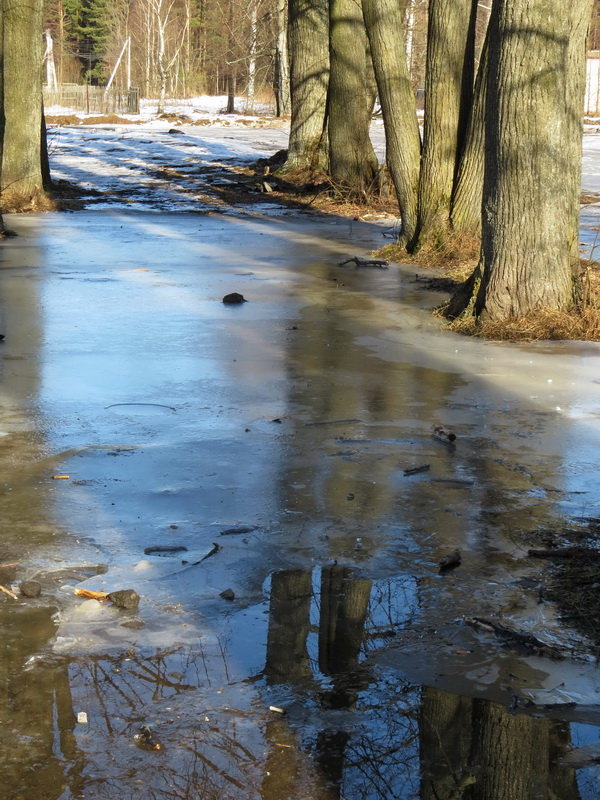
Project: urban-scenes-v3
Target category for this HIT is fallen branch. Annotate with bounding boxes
[404,464,430,477]
[339,256,389,269]
[465,616,567,659]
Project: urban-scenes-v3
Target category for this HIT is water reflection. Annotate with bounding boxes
[1,561,593,799]
[2,212,600,799]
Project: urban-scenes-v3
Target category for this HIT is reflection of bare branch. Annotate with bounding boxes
[182,741,247,791]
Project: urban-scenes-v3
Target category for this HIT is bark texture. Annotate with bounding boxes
[0,0,4,233]
[362,0,421,246]
[284,0,329,171]
[416,0,477,244]
[450,31,489,235]
[478,0,594,320]
[327,0,378,194]
[2,0,49,210]
[466,700,549,800]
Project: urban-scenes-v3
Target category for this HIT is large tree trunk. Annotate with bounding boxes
[0,0,5,235]
[415,0,477,246]
[284,0,329,171]
[2,0,51,211]
[362,0,421,248]
[477,0,593,320]
[327,0,378,195]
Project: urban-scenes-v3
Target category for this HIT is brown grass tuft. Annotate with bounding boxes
[377,230,480,278]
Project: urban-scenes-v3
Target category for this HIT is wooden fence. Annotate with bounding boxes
[43,85,140,115]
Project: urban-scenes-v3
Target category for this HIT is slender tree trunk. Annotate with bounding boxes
[362,0,421,247]
[328,0,378,195]
[274,0,290,117]
[247,1,258,111]
[2,0,51,211]
[415,0,477,246]
[225,0,236,113]
[284,0,329,171]
[477,0,594,320]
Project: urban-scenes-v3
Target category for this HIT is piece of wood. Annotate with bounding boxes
[339,256,390,269]
[404,464,430,476]
[0,584,19,600]
[74,588,110,601]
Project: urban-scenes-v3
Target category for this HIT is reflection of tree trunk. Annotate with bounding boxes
[0,608,84,796]
[420,687,473,800]
[548,722,581,800]
[466,700,549,800]
[265,569,312,684]
[314,729,348,799]
[318,565,371,714]
[319,565,371,677]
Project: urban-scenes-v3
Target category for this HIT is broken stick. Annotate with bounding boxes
[339,257,389,269]
[0,584,19,600]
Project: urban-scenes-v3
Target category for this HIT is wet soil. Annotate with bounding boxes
[1,135,600,798]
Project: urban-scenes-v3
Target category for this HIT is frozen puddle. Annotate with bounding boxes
[2,209,600,798]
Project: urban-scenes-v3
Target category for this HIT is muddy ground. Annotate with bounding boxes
[1,121,600,799]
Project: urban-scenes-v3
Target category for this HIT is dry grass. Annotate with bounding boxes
[377,230,481,279]
[447,304,600,341]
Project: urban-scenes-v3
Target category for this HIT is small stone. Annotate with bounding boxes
[222,292,246,304]
[19,580,42,598]
[346,493,355,500]
[108,589,140,609]
[76,711,88,725]
[220,588,235,601]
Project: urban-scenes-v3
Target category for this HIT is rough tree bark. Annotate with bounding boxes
[0,0,4,234]
[450,29,489,236]
[415,0,477,246]
[327,0,378,195]
[476,0,594,320]
[283,0,329,171]
[2,0,51,211]
[362,0,421,247]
